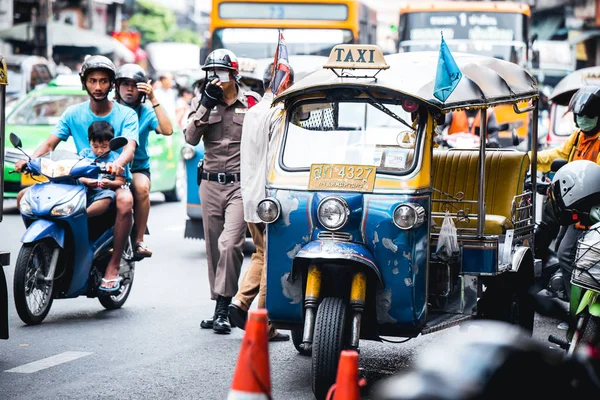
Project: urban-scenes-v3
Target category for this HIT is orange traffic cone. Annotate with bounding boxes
[228,309,271,400]
[326,350,365,400]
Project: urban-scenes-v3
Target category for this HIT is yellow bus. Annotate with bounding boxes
[397,1,532,141]
[207,0,378,59]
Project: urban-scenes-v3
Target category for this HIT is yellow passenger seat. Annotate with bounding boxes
[431,150,530,235]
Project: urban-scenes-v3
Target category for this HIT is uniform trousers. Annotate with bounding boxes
[200,180,246,299]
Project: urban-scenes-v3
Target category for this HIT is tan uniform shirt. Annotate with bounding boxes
[185,90,248,173]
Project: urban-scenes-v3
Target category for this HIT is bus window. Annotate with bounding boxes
[210,0,377,58]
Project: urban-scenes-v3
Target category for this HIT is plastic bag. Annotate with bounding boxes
[436,211,459,261]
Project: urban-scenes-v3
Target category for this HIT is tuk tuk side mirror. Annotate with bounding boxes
[531,49,540,70]
[512,129,520,147]
[550,159,567,172]
[9,133,23,149]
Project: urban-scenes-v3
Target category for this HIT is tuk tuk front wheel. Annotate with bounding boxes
[312,297,347,400]
[291,327,311,356]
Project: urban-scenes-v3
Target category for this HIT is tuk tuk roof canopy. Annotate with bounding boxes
[549,66,600,106]
[274,51,539,113]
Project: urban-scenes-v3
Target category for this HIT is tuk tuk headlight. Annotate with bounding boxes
[318,196,350,231]
[257,198,281,223]
[393,204,426,230]
[181,145,196,160]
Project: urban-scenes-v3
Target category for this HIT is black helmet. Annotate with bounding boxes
[115,63,148,106]
[569,85,600,117]
[79,55,116,85]
[201,49,239,80]
[116,63,148,84]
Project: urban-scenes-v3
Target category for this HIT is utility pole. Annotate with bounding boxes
[34,0,52,60]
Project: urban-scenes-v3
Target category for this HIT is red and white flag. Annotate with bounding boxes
[270,30,291,95]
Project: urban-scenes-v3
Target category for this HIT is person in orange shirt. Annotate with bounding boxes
[533,85,600,301]
[440,108,501,147]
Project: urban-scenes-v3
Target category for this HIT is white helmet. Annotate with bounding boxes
[549,160,600,225]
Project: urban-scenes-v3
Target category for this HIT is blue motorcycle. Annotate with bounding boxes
[9,133,135,325]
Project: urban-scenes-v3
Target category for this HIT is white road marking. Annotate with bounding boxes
[166,225,184,232]
[5,351,93,373]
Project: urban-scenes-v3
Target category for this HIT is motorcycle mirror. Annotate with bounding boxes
[550,159,567,172]
[9,133,23,149]
[109,136,128,151]
[9,133,31,160]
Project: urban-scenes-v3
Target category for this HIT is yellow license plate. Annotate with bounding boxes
[308,164,376,193]
[21,174,48,186]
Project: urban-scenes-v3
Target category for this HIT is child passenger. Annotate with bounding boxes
[78,121,131,217]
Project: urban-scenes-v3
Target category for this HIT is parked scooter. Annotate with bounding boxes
[10,133,135,325]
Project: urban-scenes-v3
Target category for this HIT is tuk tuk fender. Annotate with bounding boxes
[576,290,600,317]
[294,240,383,286]
[21,219,65,248]
[509,246,533,273]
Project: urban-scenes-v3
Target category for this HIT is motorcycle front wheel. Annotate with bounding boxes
[13,240,57,325]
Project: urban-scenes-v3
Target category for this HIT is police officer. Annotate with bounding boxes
[184,49,259,334]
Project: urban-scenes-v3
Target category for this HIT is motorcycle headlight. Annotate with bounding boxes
[51,194,85,217]
[181,145,196,160]
[20,195,33,215]
[257,198,281,223]
[393,203,426,230]
[318,196,350,231]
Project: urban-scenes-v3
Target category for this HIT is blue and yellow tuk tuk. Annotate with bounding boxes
[0,52,11,340]
[256,45,539,399]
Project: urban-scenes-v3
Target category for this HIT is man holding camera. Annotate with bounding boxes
[184,49,259,334]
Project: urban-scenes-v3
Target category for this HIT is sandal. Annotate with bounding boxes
[99,277,122,293]
[134,242,153,259]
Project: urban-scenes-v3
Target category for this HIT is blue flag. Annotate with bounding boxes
[433,36,462,103]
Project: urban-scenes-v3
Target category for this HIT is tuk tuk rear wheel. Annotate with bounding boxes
[312,297,347,400]
[479,273,535,334]
[292,327,311,356]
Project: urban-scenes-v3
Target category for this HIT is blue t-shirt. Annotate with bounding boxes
[131,104,159,171]
[79,148,132,181]
[53,101,139,155]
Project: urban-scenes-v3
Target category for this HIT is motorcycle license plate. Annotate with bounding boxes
[308,163,376,193]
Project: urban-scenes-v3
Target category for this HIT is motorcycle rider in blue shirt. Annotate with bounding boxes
[15,56,139,292]
[114,64,173,259]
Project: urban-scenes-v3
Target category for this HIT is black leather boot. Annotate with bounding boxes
[213,296,232,334]
[200,301,218,329]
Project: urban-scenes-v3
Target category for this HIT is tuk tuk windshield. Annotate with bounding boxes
[283,101,423,173]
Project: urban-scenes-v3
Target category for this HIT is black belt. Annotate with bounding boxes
[202,171,240,184]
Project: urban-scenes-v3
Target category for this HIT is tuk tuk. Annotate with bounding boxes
[0,52,11,340]
[260,45,539,399]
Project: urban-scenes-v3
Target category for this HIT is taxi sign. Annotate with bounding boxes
[0,55,7,85]
[323,44,389,71]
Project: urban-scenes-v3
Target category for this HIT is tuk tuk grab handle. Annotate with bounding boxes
[512,102,536,114]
